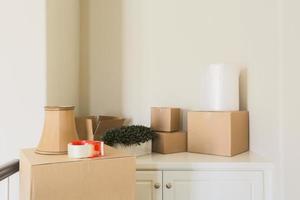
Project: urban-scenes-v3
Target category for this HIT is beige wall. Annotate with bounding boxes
[3,0,297,199]
[0,0,46,199]
[79,0,280,157]
[0,0,80,198]
[79,0,123,116]
[46,0,80,109]
[280,0,300,199]
[79,0,281,198]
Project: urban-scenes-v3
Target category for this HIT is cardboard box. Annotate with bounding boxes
[187,111,249,156]
[20,145,135,200]
[151,107,180,132]
[94,116,125,138]
[152,131,187,154]
[75,116,98,140]
[75,115,125,140]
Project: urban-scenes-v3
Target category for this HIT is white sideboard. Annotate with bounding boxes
[136,152,273,200]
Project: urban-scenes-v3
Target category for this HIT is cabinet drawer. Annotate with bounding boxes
[163,171,264,200]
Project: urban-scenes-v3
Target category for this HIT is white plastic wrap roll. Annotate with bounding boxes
[200,64,240,111]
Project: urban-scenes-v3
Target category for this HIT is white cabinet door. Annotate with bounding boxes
[163,171,264,200]
[136,171,162,200]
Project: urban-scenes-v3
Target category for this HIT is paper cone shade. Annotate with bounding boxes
[36,106,79,155]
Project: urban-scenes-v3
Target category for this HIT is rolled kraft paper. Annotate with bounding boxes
[200,64,240,111]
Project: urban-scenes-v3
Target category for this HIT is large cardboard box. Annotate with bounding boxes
[152,131,187,154]
[151,107,180,132]
[20,145,135,200]
[188,111,249,156]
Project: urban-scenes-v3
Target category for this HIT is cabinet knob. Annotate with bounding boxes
[166,183,172,189]
[154,183,161,189]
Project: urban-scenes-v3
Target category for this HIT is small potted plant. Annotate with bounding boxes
[101,125,155,156]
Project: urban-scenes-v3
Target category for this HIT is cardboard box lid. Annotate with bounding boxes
[21,145,133,166]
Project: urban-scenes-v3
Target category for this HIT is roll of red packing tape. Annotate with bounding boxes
[68,140,104,158]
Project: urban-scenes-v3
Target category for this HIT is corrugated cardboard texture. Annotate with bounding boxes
[20,145,135,200]
[151,107,180,132]
[152,131,187,154]
[187,111,249,156]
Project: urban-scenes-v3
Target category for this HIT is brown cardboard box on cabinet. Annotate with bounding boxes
[152,131,187,154]
[151,107,180,132]
[20,145,135,200]
[188,111,249,156]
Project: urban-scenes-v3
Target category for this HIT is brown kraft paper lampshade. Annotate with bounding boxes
[36,106,79,155]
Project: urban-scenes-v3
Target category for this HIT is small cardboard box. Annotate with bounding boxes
[152,131,187,154]
[75,116,98,140]
[20,145,135,200]
[188,111,249,156]
[151,107,180,132]
[75,115,125,140]
[95,116,125,137]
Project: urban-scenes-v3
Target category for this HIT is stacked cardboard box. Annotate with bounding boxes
[150,107,249,156]
[151,107,187,154]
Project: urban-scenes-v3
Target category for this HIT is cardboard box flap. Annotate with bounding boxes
[75,116,98,140]
[21,145,133,166]
[75,115,125,140]
[94,116,125,136]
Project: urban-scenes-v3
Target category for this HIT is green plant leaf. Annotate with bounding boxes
[101,125,156,146]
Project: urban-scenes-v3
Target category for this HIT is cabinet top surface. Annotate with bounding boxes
[136,152,273,170]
